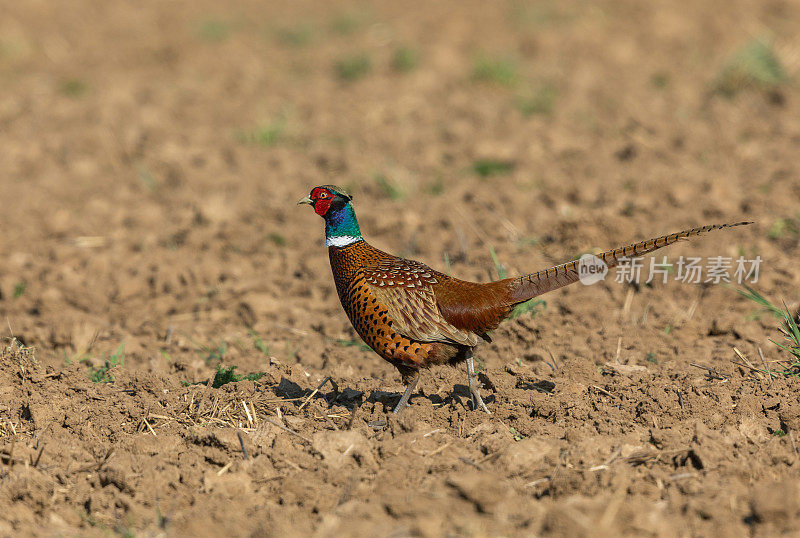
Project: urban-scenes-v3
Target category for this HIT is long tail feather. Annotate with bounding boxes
[508,221,753,303]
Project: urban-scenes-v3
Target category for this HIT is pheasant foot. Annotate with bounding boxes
[466,352,491,414]
[392,372,420,414]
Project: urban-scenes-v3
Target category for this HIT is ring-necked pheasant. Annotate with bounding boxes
[299,185,750,414]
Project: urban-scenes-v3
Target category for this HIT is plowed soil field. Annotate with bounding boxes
[2,0,800,536]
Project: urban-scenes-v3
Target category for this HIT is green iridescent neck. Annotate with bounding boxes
[325,203,362,247]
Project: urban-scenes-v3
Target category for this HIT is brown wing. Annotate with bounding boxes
[362,258,481,347]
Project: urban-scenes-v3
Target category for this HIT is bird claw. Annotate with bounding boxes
[469,380,491,414]
[466,354,491,414]
[392,373,420,414]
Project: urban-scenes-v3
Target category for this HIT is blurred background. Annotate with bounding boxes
[0,0,798,373]
[2,2,800,535]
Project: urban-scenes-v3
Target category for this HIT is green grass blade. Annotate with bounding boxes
[733,285,784,318]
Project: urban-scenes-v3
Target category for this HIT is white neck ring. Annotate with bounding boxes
[326,235,361,247]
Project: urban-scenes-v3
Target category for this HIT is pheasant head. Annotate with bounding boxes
[299,185,362,247]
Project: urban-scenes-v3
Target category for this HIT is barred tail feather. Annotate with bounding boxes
[508,222,752,303]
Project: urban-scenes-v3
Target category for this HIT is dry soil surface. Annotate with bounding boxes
[1,0,800,536]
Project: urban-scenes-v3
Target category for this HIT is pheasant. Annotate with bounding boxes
[299,185,750,414]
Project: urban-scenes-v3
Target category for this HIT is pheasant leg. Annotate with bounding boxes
[466,352,491,414]
[392,372,420,414]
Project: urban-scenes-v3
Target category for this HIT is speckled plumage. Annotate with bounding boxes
[329,240,477,382]
[300,185,751,413]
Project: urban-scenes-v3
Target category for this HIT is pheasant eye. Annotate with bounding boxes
[319,192,328,198]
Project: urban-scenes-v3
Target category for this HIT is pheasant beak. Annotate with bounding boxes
[297,195,313,206]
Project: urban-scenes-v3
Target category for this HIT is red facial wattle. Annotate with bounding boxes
[314,197,332,216]
[309,187,334,216]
